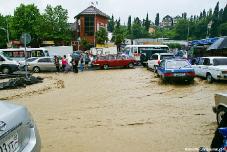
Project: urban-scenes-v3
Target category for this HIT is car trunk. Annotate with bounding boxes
[0,102,32,152]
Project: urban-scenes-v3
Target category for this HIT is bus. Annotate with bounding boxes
[122,45,169,66]
[0,48,49,61]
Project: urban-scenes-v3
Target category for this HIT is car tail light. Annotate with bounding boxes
[186,72,195,76]
[164,73,173,77]
[157,60,161,65]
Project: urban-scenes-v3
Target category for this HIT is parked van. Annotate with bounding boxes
[122,45,169,66]
[0,52,19,74]
[0,48,49,61]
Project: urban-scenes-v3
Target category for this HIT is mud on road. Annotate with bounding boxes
[1,68,227,152]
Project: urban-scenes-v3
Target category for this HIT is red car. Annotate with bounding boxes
[92,55,136,70]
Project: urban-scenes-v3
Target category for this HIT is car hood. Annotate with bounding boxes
[0,101,30,136]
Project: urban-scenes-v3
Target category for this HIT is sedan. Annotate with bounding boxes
[157,59,195,82]
[0,101,41,152]
[92,55,136,70]
[27,57,56,73]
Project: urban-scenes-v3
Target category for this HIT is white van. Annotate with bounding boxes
[122,45,169,66]
[0,48,49,61]
[0,53,19,74]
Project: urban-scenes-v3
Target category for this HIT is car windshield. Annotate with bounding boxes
[166,60,191,69]
[1,52,13,61]
[160,55,174,60]
[213,58,227,66]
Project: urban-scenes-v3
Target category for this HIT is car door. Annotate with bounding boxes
[200,58,211,77]
[46,58,56,71]
[37,58,54,71]
[157,60,165,76]
[148,54,158,69]
[108,55,117,67]
[193,58,204,76]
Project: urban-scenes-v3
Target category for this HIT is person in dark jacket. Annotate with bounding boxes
[72,58,79,73]
[54,55,60,72]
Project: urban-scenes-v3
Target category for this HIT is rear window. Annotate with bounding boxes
[151,55,158,60]
[213,58,227,66]
[166,60,191,69]
[160,55,174,60]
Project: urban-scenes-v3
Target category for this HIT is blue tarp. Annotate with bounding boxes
[190,38,219,46]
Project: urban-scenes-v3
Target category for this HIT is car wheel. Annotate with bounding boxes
[206,73,213,83]
[33,66,40,73]
[2,67,11,74]
[128,63,134,68]
[217,107,227,125]
[103,64,109,70]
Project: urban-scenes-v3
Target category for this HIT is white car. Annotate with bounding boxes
[147,53,174,71]
[0,101,41,152]
[192,57,227,83]
[0,53,19,74]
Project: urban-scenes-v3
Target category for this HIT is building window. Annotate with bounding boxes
[84,16,94,36]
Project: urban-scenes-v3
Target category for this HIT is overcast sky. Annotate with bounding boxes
[0,0,226,23]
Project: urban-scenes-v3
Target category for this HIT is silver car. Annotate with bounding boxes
[0,101,41,152]
[27,57,56,73]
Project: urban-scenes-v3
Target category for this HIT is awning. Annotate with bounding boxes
[207,36,227,51]
[190,37,219,46]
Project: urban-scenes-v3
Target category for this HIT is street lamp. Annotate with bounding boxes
[0,27,9,43]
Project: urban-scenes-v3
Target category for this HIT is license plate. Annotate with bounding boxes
[174,73,185,77]
[0,133,19,152]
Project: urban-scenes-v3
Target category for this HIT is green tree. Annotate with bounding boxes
[127,15,132,34]
[107,15,115,32]
[144,13,150,32]
[0,14,7,48]
[220,23,227,36]
[155,13,159,26]
[95,27,108,44]
[210,2,220,37]
[113,25,127,51]
[174,19,188,40]
[202,9,206,18]
[222,4,227,23]
[42,5,71,45]
[131,20,149,39]
[11,4,42,47]
[80,38,90,50]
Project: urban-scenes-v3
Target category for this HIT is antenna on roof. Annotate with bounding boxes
[90,1,98,7]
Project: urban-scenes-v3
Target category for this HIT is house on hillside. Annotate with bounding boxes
[73,5,109,49]
[161,15,173,28]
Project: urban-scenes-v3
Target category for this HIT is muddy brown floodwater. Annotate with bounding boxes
[1,68,227,152]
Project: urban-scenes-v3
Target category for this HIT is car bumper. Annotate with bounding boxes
[22,125,41,152]
[217,75,227,80]
[164,76,194,81]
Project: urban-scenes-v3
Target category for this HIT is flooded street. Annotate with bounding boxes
[1,68,227,152]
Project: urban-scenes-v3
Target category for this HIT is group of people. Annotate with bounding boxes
[54,53,91,73]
